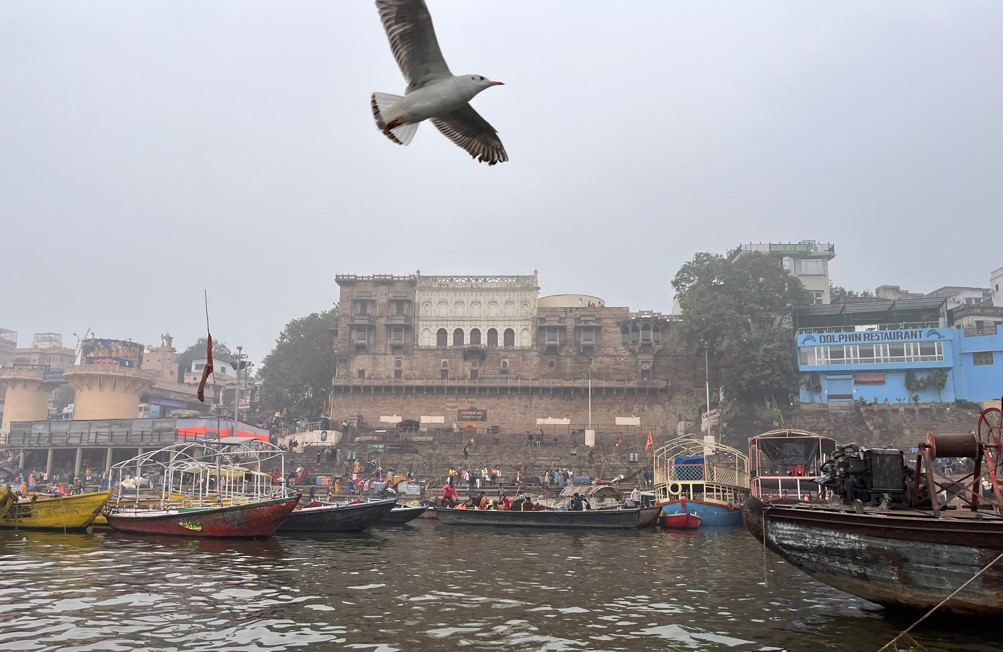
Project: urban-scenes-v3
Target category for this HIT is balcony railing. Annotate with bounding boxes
[796,321,941,336]
[330,377,669,389]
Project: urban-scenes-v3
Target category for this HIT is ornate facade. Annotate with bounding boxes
[415,273,538,349]
[330,273,702,437]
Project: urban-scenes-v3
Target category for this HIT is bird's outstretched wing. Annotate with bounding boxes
[431,105,508,165]
[377,0,451,91]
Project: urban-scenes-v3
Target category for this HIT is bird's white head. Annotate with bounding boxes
[465,74,504,93]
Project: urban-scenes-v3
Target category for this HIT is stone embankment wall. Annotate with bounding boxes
[282,432,655,493]
[791,402,982,450]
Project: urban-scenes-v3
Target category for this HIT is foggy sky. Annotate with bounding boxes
[1,1,1001,365]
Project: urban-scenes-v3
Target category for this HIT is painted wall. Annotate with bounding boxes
[797,326,1003,405]
[952,328,1003,402]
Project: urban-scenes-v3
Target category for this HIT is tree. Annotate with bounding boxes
[726,333,801,404]
[830,285,875,302]
[176,338,235,383]
[672,252,809,403]
[258,306,339,420]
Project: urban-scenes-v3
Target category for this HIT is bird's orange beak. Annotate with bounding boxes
[490,81,504,86]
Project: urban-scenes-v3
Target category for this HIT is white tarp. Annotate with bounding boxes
[536,417,571,425]
[379,415,402,423]
[615,416,641,426]
[419,415,445,424]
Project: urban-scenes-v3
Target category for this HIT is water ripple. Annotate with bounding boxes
[0,526,999,650]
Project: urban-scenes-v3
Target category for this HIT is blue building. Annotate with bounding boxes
[793,299,1003,405]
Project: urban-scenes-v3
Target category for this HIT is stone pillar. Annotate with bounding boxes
[105,448,114,484]
[46,448,55,478]
[74,448,84,479]
[0,369,60,435]
[63,365,155,420]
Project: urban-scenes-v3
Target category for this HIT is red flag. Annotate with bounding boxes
[197,333,214,403]
[645,431,653,452]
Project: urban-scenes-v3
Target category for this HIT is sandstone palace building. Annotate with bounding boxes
[329,272,703,442]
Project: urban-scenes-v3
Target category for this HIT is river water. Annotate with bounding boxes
[0,522,997,652]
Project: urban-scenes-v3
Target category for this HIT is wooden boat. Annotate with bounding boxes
[0,486,15,519]
[106,494,300,538]
[434,505,641,529]
[661,511,701,529]
[380,504,430,525]
[278,497,397,533]
[638,505,662,527]
[744,426,1003,616]
[658,495,701,529]
[0,490,111,531]
[105,438,297,538]
[654,436,750,526]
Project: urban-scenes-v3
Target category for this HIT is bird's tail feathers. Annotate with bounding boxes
[371,92,418,146]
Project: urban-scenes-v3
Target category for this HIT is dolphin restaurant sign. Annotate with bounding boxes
[798,328,945,347]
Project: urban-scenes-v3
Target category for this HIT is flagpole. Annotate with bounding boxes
[197,290,215,405]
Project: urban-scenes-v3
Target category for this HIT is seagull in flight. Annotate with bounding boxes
[371,0,508,165]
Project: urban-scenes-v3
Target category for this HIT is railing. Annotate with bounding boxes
[654,462,750,489]
[329,377,669,389]
[796,321,941,335]
[950,305,1003,320]
[732,241,835,256]
[6,418,179,447]
[963,325,1001,337]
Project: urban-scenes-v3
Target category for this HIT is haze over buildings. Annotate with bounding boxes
[1,2,1001,364]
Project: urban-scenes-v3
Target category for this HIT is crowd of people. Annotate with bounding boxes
[439,479,548,511]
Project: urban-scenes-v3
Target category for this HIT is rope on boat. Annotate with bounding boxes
[878,549,1003,652]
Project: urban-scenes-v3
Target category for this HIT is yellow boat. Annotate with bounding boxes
[0,486,15,519]
[1,490,112,531]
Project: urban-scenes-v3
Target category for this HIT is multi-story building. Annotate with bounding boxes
[7,333,75,371]
[728,241,836,305]
[793,298,1003,405]
[330,273,700,438]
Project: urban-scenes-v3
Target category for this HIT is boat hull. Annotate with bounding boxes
[278,497,397,533]
[0,488,15,520]
[1,491,112,531]
[659,499,742,527]
[434,507,641,529]
[106,495,299,538]
[662,512,701,529]
[638,505,661,527]
[744,496,1003,615]
[379,505,430,525]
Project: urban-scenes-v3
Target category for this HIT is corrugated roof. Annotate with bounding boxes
[792,298,946,328]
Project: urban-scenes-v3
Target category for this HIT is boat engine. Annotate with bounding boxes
[819,443,907,506]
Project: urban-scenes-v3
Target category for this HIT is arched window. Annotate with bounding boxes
[453,328,464,346]
[470,328,481,345]
[487,328,498,346]
[436,329,448,347]
[503,328,515,347]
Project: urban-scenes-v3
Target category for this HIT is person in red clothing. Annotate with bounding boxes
[441,480,460,507]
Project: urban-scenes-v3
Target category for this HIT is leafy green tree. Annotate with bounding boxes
[258,306,339,420]
[176,338,235,383]
[830,285,874,301]
[726,333,801,403]
[672,252,809,403]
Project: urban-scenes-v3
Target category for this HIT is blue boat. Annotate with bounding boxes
[653,436,750,526]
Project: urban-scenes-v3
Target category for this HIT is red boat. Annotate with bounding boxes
[105,495,300,538]
[661,511,702,529]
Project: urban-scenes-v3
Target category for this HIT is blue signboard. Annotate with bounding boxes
[798,328,946,347]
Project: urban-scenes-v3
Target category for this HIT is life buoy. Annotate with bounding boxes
[667,482,683,496]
